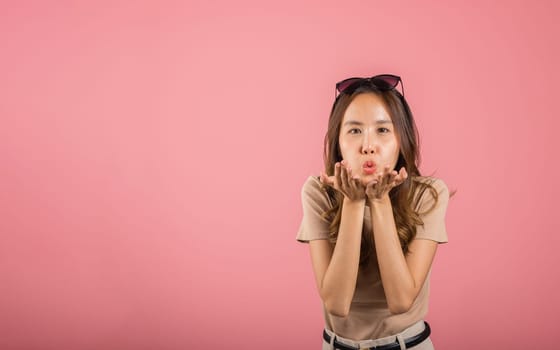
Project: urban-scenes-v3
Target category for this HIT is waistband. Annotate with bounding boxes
[323,320,430,349]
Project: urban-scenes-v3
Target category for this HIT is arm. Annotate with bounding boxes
[365,169,449,314]
[369,198,438,314]
[309,197,365,317]
[307,161,368,317]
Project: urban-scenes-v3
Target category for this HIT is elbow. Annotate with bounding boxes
[324,298,350,318]
[388,299,413,315]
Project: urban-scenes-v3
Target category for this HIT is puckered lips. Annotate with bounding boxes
[362,160,376,175]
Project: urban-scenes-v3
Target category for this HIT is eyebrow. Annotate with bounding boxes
[342,119,393,126]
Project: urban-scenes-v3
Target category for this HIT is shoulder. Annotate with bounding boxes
[411,176,449,212]
[300,175,333,208]
[301,175,324,195]
[413,176,449,194]
[297,176,334,242]
[411,176,450,242]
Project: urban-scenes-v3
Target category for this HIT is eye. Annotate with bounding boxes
[378,127,390,133]
[349,128,362,134]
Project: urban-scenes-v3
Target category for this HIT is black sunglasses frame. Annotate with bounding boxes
[335,74,404,100]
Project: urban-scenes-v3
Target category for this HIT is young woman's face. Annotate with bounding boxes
[338,93,400,185]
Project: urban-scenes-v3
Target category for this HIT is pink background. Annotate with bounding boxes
[1,1,558,349]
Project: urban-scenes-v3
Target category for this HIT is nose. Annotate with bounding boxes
[362,144,374,154]
[361,130,375,154]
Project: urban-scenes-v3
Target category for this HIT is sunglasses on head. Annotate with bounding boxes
[335,74,404,99]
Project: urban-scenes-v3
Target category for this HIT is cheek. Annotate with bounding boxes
[394,146,402,166]
[338,140,361,168]
[338,139,350,157]
[394,144,401,157]
[386,140,400,165]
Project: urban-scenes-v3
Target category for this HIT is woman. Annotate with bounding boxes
[296,74,450,349]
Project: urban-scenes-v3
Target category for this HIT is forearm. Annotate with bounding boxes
[321,198,365,317]
[369,198,415,314]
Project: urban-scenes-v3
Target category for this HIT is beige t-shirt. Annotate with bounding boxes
[296,175,449,340]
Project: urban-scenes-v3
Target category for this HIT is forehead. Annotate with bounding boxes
[342,93,392,123]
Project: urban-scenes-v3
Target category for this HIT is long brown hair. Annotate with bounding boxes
[321,84,440,267]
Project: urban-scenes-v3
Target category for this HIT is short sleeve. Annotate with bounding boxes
[414,177,449,243]
[296,176,333,243]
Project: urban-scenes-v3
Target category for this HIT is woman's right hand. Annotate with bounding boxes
[320,160,366,202]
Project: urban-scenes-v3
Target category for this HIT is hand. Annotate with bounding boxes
[365,166,408,202]
[320,160,366,202]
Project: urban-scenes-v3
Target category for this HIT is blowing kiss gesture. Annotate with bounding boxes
[320,160,408,203]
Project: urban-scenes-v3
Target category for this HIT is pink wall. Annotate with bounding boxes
[1,1,558,349]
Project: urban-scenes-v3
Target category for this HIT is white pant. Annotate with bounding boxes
[322,320,435,350]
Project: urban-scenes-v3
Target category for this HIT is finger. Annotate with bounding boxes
[393,173,403,186]
[381,166,391,188]
[395,167,407,185]
[374,172,383,190]
[347,167,359,188]
[367,179,378,189]
[379,169,388,195]
[346,166,355,189]
[398,168,410,185]
[352,174,362,190]
[366,179,378,197]
[380,167,391,193]
[388,169,397,187]
[340,161,349,190]
[365,181,373,196]
[334,162,342,189]
[350,170,364,194]
[320,172,335,186]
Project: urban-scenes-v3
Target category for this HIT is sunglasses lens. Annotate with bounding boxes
[371,75,400,90]
[336,78,362,93]
[336,75,402,96]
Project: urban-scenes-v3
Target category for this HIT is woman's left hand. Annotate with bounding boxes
[365,166,408,203]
